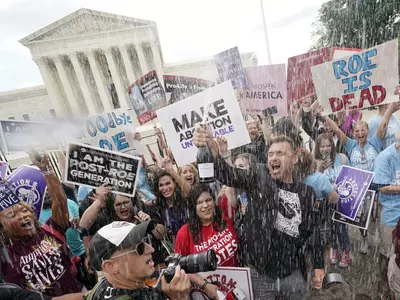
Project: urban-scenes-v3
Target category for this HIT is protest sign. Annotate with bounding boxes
[333,190,375,230]
[6,165,47,219]
[0,180,20,211]
[331,47,362,60]
[237,64,288,116]
[0,120,60,153]
[214,46,247,89]
[156,81,251,166]
[65,142,141,197]
[311,39,399,115]
[81,108,144,155]
[0,161,7,179]
[287,48,330,103]
[128,70,166,125]
[335,165,374,220]
[163,75,214,104]
[189,267,253,300]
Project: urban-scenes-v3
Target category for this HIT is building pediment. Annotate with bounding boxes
[19,8,154,45]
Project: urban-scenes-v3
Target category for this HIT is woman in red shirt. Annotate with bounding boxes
[174,183,239,299]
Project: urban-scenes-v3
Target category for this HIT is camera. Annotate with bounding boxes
[163,250,218,283]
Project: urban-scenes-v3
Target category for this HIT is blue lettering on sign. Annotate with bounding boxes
[180,126,235,150]
[85,112,133,137]
[332,49,378,94]
[113,132,129,151]
[99,139,113,150]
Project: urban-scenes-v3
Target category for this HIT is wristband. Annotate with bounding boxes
[201,280,209,290]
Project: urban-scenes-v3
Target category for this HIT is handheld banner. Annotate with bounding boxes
[65,142,141,197]
[0,161,7,179]
[128,70,166,125]
[335,165,374,220]
[237,64,288,116]
[189,267,254,300]
[287,48,330,103]
[82,108,144,155]
[332,190,375,230]
[163,75,214,105]
[156,81,251,166]
[311,39,399,115]
[0,180,20,211]
[214,46,248,89]
[6,165,47,219]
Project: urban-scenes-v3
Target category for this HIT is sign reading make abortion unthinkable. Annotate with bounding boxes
[214,46,248,89]
[333,189,375,230]
[82,108,144,155]
[128,70,166,125]
[335,166,375,221]
[65,143,141,197]
[156,81,251,167]
[237,64,288,116]
[0,180,20,211]
[6,165,47,219]
[312,39,399,115]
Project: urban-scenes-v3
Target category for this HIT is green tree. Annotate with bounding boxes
[312,0,400,49]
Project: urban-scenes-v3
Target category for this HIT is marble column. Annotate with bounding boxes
[52,56,81,115]
[135,44,149,76]
[69,52,98,114]
[119,45,136,85]
[103,47,129,108]
[34,57,65,116]
[151,43,164,86]
[86,50,113,111]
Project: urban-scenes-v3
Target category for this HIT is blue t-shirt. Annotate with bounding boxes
[77,185,92,202]
[374,144,400,226]
[39,199,85,257]
[303,172,334,201]
[368,115,400,150]
[323,154,346,184]
[345,135,382,171]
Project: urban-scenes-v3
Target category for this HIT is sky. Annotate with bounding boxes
[0,0,327,92]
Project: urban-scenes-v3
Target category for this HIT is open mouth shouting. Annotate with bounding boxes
[20,219,34,231]
[270,162,281,177]
[185,175,194,185]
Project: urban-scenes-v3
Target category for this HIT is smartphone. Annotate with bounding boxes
[262,106,278,117]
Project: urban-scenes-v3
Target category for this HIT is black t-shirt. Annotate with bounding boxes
[85,279,167,300]
[79,196,112,237]
[0,288,52,300]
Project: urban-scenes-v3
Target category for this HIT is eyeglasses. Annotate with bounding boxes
[110,236,152,259]
[114,201,131,209]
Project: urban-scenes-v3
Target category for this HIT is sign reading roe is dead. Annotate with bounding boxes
[65,142,141,197]
[311,39,399,115]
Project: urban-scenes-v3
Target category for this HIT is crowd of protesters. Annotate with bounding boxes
[0,93,399,300]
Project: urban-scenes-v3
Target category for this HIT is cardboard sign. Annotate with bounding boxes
[312,39,399,115]
[189,267,254,300]
[163,75,214,104]
[0,120,60,153]
[331,47,362,60]
[7,165,47,219]
[0,161,7,179]
[156,81,251,166]
[237,64,288,116]
[287,48,330,103]
[0,180,20,211]
[65,143,141,197]
[333,189,375,230]
[214,46,248,89]
[128,70,166,125]
[335,165,374,220]
[82,108,144,155]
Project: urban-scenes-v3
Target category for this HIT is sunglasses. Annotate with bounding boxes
[110,236,152,259]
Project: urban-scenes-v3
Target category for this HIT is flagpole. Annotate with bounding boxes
[260,0,272,64]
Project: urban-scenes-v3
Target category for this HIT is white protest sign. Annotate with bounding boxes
[311,39,399,115]
[156,81,251,166]
[189,267,254,300]
[65,142,141,197]
[81,108,144,155]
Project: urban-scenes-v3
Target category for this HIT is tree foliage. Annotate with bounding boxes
[312,0,400,49]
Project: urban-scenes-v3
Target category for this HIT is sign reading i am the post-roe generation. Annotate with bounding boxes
[65,142,141,197]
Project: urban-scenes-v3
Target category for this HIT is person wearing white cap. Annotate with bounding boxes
[83,220,190,300]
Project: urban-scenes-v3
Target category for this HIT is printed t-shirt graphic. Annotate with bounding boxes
[275,189,302,238]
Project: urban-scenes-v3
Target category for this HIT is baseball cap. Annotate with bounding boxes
[89,220,157,271]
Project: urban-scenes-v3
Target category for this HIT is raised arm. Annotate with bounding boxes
[376,102,400,141]
[29,152,69,229]
[161,149,191,198]
[79,185,110,230]
[322,115,347,146]
[260,116,273,142]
